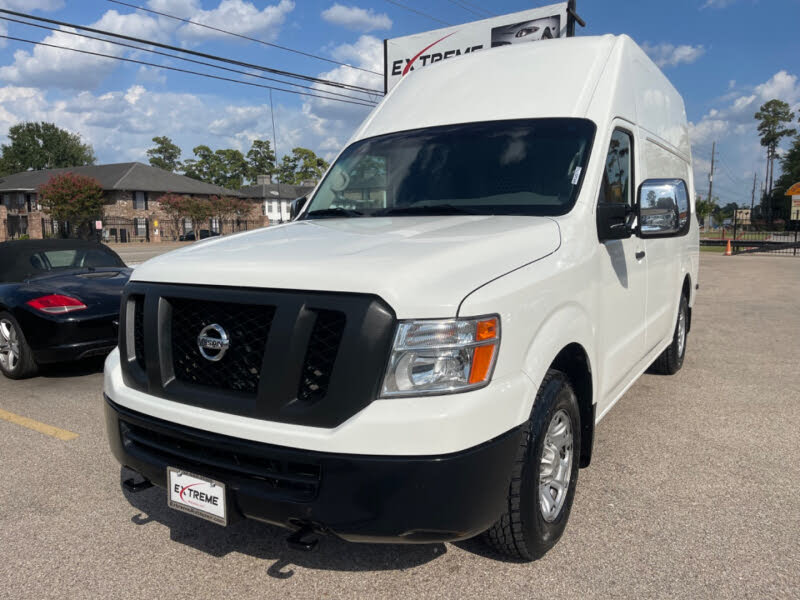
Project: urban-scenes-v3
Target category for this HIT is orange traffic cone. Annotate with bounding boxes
[724,239,732,256]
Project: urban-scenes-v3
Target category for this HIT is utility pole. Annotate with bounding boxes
[707,141,716,228]
[750,172,757,212]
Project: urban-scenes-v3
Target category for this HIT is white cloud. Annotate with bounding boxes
[689,70,800,205]
[322,4,392,32]
[169,0,295,42]
[136,66,168,85]
[0,34,384,168]
[0,10,172,89]
[0,0,64,9]
[0,0,65,48]
[642,42,706,68]
[700,0,736,8]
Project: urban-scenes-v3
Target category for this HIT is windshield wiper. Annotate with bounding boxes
[377,204,483,216]
[305,207,364,219]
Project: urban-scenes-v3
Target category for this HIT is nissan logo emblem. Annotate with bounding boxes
[197,323,230,361]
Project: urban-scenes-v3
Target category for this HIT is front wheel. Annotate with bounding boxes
[484,369,580,560]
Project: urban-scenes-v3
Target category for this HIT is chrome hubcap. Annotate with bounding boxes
[677,306,686,358]
[539,409,573,522]
[0,319,20,371]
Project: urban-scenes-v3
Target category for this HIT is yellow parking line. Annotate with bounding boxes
[0,407,79,441]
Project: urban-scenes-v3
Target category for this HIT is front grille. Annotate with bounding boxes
[120,282,396,428]
[169,298,275,395]
[133,295,145,370]
[298,310,346,403]
[120,420,320,501]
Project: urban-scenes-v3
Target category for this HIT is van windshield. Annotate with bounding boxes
[303,118,595,219]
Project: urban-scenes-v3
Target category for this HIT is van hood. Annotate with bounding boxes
[132,216,560,318]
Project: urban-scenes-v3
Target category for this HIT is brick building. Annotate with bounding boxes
[240,174,315,224]
[0,162,267,242]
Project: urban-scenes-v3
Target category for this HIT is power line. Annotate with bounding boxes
[0,8,383,96]
[0,35,378,108]
[106,0,382,78]
[453,0,496,17]
[0,15,379,105]
[442,0,491,19]
[384,0,451,26]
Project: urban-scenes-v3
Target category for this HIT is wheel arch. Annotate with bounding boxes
[522,303,597,468]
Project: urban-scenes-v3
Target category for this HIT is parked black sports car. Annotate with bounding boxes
[0,240,131,379]
[179,229,219,241]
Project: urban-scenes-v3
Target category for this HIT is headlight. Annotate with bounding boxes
[381,316,500,397]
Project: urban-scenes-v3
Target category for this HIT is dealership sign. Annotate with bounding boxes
[383,2,575,93]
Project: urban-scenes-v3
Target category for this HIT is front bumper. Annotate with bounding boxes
[105,395,523,543]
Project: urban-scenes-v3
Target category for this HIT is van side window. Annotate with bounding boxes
[600,130,633,206]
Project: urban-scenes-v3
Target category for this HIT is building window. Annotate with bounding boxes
[1,194,9,207]
[133,191,147,210]
[135,218,147,237]
[17,192,25,210]
[211,218,220,233]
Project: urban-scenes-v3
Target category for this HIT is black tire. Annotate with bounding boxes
[650,294,689,375]
[484,369,581,560]
[0,311,38,379]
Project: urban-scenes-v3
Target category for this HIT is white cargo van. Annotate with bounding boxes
[105,34,699,560]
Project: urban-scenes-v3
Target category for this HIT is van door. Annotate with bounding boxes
[640,142,691,349]
[595,127,647,414]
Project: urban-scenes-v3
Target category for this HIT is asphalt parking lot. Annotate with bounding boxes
[1,254,798,600]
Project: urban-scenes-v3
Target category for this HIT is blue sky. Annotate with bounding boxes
[1,0,799,207]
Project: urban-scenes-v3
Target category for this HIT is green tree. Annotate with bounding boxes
[755,100,796,220]
[146,136,182,172]
[276,147,329,184]
[0,122,95,175]
[695,194,715,224]
[159,193,190,240]
[210,195,250,221]
[182,145,249,189]
[246,139,276,183]
[182,145,217,183]
[183,196,214,233]
[774,131,800,194]
[214,149,249,189]
[37,173,104,239]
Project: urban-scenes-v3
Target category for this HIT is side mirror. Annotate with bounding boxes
[289,196,309,220]
[638,179,689,237]
[597,203,633,242]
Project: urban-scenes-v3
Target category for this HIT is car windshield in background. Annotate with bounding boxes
[303,118,596,219]
[0,242,125,283]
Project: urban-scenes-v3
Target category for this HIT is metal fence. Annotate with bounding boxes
[5,215,28,240]
[158,217,264,241]
[701,230,800,256]
[102,216,150,243]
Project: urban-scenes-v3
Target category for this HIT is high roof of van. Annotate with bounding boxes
[353,35,690,159]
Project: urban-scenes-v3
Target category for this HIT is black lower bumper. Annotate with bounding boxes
[15,307,118,364]
[105,396,523,543]
[33,339,117,363]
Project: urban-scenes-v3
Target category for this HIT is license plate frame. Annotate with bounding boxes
[167,467,227,526]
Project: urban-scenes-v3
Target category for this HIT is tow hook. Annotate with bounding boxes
[286,525,319,552]
[122,477,154,493]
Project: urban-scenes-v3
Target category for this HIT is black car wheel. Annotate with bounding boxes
[650,293,688,375]
[0,311,38,379]
[484,369,580,560]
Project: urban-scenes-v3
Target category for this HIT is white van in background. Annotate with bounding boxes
[105,34,699,560]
